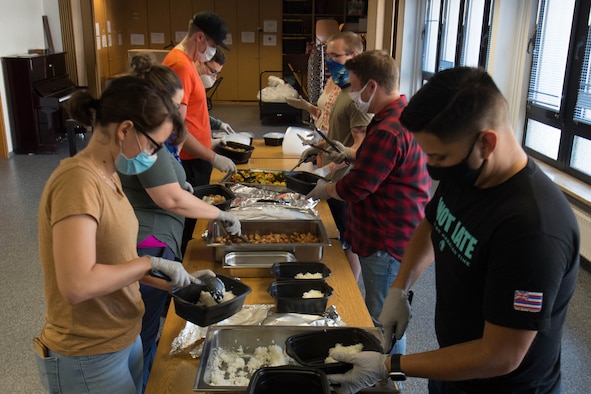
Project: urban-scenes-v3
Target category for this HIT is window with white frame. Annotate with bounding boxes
[421,0,494,83]
[524,0,591,184]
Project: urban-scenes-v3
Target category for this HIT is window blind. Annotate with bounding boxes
[527,0,575,111]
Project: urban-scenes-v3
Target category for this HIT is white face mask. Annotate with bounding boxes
[198,45,217,63]
[200,74,216,88]
[349,80,376,114]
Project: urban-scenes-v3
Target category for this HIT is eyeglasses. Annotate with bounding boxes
[327,52,351,60]
[204,62,222,76]
[136,128,163,156]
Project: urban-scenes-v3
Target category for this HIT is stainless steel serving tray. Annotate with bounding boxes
[220,169,289,192]
[194,326,383,392]
[205,220,331,263]
[223,251,296,277]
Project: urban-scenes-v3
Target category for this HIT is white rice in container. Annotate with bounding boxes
[208,344,292,386]
[196,290,236,307]
[294,272,323,279]
[302,289,324,298]
[325,343,364,363]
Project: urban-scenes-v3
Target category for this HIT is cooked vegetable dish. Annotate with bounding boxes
[230,170,286,186]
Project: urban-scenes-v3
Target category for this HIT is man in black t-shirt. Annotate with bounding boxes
[327,67,580,394]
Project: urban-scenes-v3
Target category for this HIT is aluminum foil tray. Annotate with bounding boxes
[223,251,296,277]
[205,220,331,263]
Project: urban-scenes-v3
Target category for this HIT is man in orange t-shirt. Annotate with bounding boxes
[163,11,235,252]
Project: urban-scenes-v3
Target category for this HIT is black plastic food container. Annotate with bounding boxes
[171,275,251,326]
[214,141,255,164]
[247,365,330,394]
[262,132,285,146]
[271,262,331,281]
[267,280,333,314]
[192,184,235,211]
[285,327,384,374]
[285,171,326,195]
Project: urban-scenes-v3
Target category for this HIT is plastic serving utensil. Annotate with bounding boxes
[149,268,226,304]
[200,275,226,303]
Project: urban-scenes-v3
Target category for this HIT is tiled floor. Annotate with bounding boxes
[1,103,590,393]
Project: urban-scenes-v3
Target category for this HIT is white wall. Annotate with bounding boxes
[0,0,61,154]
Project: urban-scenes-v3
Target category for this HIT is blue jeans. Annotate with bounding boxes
[137,246,179,392]
[359,250,406,355]
[35,336,143,394]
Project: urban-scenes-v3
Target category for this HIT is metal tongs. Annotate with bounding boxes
[289,132,331,171]
[302,121,350,165]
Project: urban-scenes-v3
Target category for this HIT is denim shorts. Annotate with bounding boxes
[35,336,143,394]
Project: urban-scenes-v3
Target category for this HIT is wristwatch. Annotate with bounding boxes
[389,353,406,381]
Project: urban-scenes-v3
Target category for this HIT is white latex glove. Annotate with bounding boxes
[149,256,192,288]
[211,137,226,149]
[299,147,320,164]
[326,141,353,164]
[285,95,313,112]
[212,153,237,173]
[327,351,389,394]
[379,287,412,351]
[313,165,331,178]
[190,269,216,285]
[219,122,236,134]
[217,210,241,235]
[182,181,194,194]
[305,179,330,200]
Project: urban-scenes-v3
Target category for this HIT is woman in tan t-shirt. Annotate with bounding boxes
[35,76,199,394]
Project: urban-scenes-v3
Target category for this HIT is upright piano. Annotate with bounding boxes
[2,52,84,153]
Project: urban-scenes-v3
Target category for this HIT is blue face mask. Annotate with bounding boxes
[115,149,157,175]
[115,132,158,175]
[327,58,350,88]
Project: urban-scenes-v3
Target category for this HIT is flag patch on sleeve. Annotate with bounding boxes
[513,290,543,312]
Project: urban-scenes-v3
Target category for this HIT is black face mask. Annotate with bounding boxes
[427,134,486,186]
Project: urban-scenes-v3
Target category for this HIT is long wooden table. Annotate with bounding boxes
[145,142,373,393]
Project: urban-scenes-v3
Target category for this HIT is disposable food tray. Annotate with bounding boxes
[285,171,326,195]
[267,280,334,314]
[213,141,254,164]
[247,365,330,394]
[171,275,251,326]
[285,327,384,374]
[271,261,331,281]
[192,184,235,211]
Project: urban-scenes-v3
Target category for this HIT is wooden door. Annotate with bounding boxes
[235,0,260,100]
[170,0,193,46]
[147,0,171,50]
[212,0,238,101]
[93,0,110,89]
[106,0,128,76]
[258,0,283,90]
[0,93,9,158]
